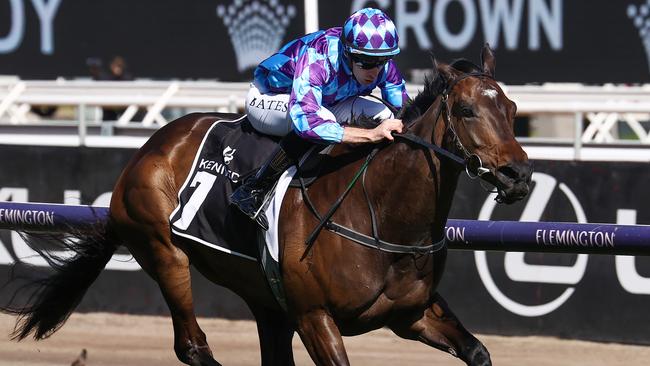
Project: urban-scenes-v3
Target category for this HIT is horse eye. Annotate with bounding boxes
[453,103,475,118]
[459,105,475,118]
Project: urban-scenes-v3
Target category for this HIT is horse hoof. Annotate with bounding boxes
[465,341,491,366]
[185,344,222,366]
[189,354,222,366]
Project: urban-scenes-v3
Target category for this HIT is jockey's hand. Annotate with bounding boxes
[342,118,404,144]
[372,118,403,142]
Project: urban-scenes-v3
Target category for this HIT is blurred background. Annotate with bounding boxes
[1,0,650,345]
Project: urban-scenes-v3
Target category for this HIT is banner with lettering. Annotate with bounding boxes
[0,0,305,80]
[1,1,648,83]
[319,0,650,84]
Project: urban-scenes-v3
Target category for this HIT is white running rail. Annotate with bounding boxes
[0,78,649,158]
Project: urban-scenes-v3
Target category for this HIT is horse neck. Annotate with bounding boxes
[368,96,463,244]
[424,96,464,240]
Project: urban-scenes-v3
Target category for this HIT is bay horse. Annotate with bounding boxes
[2,45,531,365]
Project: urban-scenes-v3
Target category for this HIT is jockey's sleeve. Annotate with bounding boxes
[379,61,409,110]
[289,51,344,144]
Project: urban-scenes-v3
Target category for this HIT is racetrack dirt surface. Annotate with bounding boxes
[1,312,649,366]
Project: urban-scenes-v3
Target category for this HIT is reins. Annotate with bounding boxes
[300,71,496,259]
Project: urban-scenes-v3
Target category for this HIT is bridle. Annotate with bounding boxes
[395,71,496,182]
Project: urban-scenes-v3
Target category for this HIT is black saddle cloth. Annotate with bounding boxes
[169,113,332,261]
[169,116,281,259]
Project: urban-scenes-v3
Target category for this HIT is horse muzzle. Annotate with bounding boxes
[492,161,533,204]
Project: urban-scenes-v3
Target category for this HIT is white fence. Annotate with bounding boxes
[0,77,649,159]
[0,78,248,126]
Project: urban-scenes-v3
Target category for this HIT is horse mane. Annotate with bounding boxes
[397,58,482,124]
[397,74,443,124]
[348,75,443,129]
[350,58,483,128]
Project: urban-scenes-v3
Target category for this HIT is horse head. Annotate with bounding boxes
[425,44,532,204]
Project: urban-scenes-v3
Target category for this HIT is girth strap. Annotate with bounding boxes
[326,221,447,255]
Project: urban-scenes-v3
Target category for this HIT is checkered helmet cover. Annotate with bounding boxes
[342,8,400,57]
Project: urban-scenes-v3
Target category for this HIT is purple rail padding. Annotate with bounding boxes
[0,202,649,255]
[0,202,109,233]
[445,219,650,256]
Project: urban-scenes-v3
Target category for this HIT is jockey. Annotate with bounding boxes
[231,7,408,230]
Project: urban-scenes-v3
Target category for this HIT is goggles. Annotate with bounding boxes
[349,54,393,70]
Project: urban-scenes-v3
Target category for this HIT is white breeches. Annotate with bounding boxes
[245,82,394,137]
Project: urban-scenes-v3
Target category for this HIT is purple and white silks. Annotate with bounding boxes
[253,27,408,143]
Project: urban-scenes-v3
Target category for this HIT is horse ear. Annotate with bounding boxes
[429,52,440,79]
[481,43,496,77]
[428,53,448,93]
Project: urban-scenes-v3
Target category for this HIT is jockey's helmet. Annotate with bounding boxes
[341,8,400,59]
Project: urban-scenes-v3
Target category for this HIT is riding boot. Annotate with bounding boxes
[230,132,312,230]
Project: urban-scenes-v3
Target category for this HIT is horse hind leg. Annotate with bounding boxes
[124,231,221,366]
[110,146,224,365]
[389,293,491,366]
[113,185,220,364]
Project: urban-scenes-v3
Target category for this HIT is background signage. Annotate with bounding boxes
[320,0,650,83]
[0,0,305,80]
[0,0,648,83]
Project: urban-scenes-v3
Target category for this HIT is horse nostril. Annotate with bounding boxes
[498,163,532,182]
[518,162,533,183]
[497,165,519,181]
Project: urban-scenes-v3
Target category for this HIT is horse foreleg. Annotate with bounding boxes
[251,306,296,366]
[127,238,221,366]
[296,310,350,366]
[390,293,491,366]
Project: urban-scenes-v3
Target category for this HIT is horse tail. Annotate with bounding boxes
[1,218,120,340]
